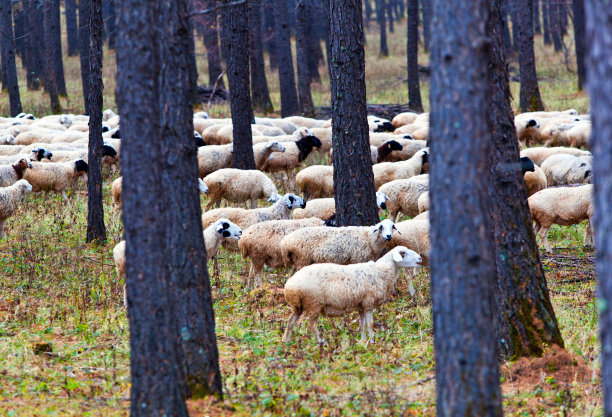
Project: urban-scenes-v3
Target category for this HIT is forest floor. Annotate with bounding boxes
[0,17,599,417]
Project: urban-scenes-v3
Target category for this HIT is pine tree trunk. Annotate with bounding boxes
[320,0,332,77]
[516,0,544,111]
[487,0,564,360]
[222,0,256,169]
[364,0,372,26]
[584,2,612,415]
[13,8,26,61]
[249,0,274,113]
[187,21,199,102]
[542,0,551,44]
[376,0,389,56]
[202,0,224,88]
[296,0,314,116]
[330,0,379,227]
[274,0,299,117]
[106,0,117,49]
[386,0,394,33]
[0,0,22,116]
[79,0,91,114]
[263,3,278,70]
[559,0,568,37]
[572,0,586,90]
[24,0,44,91]
[47,0,67,96]
[429,0,503,415]
[407,0,423,112]
[66,0,80,56]
[306,0,322,82]
[550,0,563,51]
[502,7,513,53]
[43,0,61,113]
[533,0,541,34]
[421,0,432,51]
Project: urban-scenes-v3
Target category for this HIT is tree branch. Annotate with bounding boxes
[189,0,246,17]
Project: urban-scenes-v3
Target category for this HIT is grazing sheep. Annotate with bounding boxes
[377,174,429,221]
[520,146,591,166]
[541,154,592,186]
[203,168,280,210]
[524,164,548,196]
[293,191,390,221]
[253,141,286,170]
[0,158,32,187]
[567,122,591,148]
[42,144,117,163]
[194,131,206,147]
[261,135,322,172]
[372,149,428,189]
[215,124,265,144]
[417,191,429,213]
[256,117,298,134]
[387,218,430,266]
[0,179,32,238]
[528,184,593,253]
[197,144,233,178]
[280,219,399,271]
[239,218,325,288]
[23,159,88,199]
[0,147,52,165]
[370,140,403,164]
[194,111,209,119]
[394,121,428,136]
[103,109,117,121]
[391,112,419,128]
[295,165,334,199]
[282,246,422,344]
[14,129,60,145]
[368,115,394,132]
[282,116,328,129]
[0,144,24,156]
[377,138,427,162]
[541,121,589,147]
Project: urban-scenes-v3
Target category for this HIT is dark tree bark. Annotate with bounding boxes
[13,8,26,60]
[549,0,563,51]
[0,0,22,116]
[330,0,379,227]
[66,0,79,56]
[249,0,274,113]
[559,0,568,37]
[516,0,544,111]
[263,3,278,70]
[584,2,612,415]
[510,0,519,49]
[87,0,107,244]
[542,0,551,44]
[572,0,586,90]
[376,0,389,56]
[43,0,61,113]
[487,0,564,360]
[533,0,541,34]
[421,0,432,51]
[187,21,199,102]
[296,0,314,116]
[222,0,256,169]
[386,0,394,33]
[429,0,503,415]
[117,0,223,409]
[407,0,423,112]
[502,7,513,53]
[46,0,67,96]
[364,0,372,26]
[306,0,322,82]
[202,0,224,88]
[105,0,117,49]
[274,0,299,117]
[320,0,332,77]
[79,0,91,114]
[24,0,44,91]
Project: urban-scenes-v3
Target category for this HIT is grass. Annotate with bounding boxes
[0,16,599,417]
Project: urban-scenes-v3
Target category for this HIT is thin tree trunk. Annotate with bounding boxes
[422,0,431,51]
[429,0,503,415]
[572,0,586,90]
[43,0,61,113]
[0,0,22,116]
[386,0,394,33]
[106,0,117,49]
[263,3,278,70]
[306,0,322,82]
[48,0,67,96]
[502,6,513,54]
[249,0,274,113]
[202,0,224,88]
[407,0,423,112]
[330,0,379,227]
[187,21,199,102]
[66,0,79,56]
[222,0,256,169]
[516,0,545,111]
[487,0,564,360]
[274,0,299,117]
[13,8,26,61]
[584,1,612,415]
[79,0,91,114]
[550,0,563,51]
[542,0,551,44]
[376,0,389,56]
[320,0,332,77]
[296,0,314,116]
[533,0,541,34]
[364,0,372,26]
[87,0,106,244]
[559,0,568,37]
[24,0,44,91]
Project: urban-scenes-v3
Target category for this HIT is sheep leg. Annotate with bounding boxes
[538,226,552,253]
[359,312,367,343]
[204,200,216,211]
[42,191,49,205]
[123,284,128,308]
[0,220,5,239]
[250,198,257,209]
[282,309,302,342]
[365,310,375,343]
[307,314,323,344]
[212,255,220,280]
[407,269,416,297]
[584,220,594,248]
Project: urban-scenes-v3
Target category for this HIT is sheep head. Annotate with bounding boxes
[215,218,242,240]
[282,193,306,209]
[198,178,209,194]
[520,156,535,174]
[391,246,422,267]
[376,192,389,210]
[32,148,53,161]
[371,219,399,242]
[74,159,89,174]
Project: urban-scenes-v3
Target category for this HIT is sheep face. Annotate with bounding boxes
[520,157,535,174]
[194,131,206,147]
[215,218,242,240]
[283,193,306,209]
[371,219,398,242]
[376,192,389,210]
[102,144,118,158]
[295,127,314,139]
[75,159,89,173]
[32,148,53,161]
[15,158,32,170]
[305,136,322,149]
[17,179,33,193]
[385,140,403,152]
[198,178,209,194]
[267,141,286,153]
[372,118,394,132]
[526,119,540,129]
[392,246,422,267]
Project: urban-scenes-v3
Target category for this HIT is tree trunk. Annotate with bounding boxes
[422,0,432,51]
[550,0,563,51]
[376,0,389,56]
[320,0,332,77]
[47,0,67,96]
[0,0,22,116]
[559,0,568,37]
[386,0,394,33]
[202,0,224,88]
[187,21,199,102]
[222,0,256,169]
[105,0,117,49]
[79,0,91,114]
[13,8,26,61]
[330,0,379,227]
[66,0,79,56]
[542,0,551,44]
[24,0,44,91]
[487,0,564,360]
[502,6,513,54]
[533,0,541,34]
[87,0,107,244]
[429,0,503,415]
[364,0,372,26]
[516,0,544,111]
[306,0,323,82]
[263,3,278,70]
[43,0,62,113]
[584,1,612,415]
[407,0,423,112]
[296,0,314,116]
[249,0,274,113]
[572,0,586,90]
[274,0,299,117]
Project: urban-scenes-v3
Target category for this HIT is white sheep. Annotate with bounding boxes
[282,246,422,343]
[261,134,322,172]
[377,174,429,221]
[197,144,233,178]
[524,164,547,197]
[540,154,592,186]
[282,116,328,129]
[372,149,429,189]
[280,219,399,271]
[520,146,591,166]
[292,192,389,222]
[367,115,394,132]
[417,191,429,213]
[0,179,32,238]
[23,159,88,200]
[0,158,32,187]
[253,141,286,170]
[0,134,15,145]
[202,168,280,210]
[528,184,593,253]
[295,165,334,199]
[391,112,419,128]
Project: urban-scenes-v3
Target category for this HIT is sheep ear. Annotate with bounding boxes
[393,224,401,235]
[392,250,403,263]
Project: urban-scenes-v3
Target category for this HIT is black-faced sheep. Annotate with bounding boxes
[23,159,88,200]
[0,179,32,238]
[261,135,322,172]
[372,149,428,189]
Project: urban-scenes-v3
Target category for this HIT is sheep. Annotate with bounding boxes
[197,144,233,178]
[0,144,24,156]
[24,159,88,200]
[239,218,325,288]
[279,219,399,271]
[261,135,322,172]
[50,131,89,143]
[370,140,403,164]
[255,117,298,134]
[0,159,32,187]
[368,115,395,132]
[0,179,32,238]
[541,154,592,186]
[293,191,390,221]
[520,146,591,166]
[528,184,593,253]
[515,115,581,146]
[567,122,591,148]
[417,191,429,213]
[377,174,429,221]
[103,109,117,121]
[112,176,207,212]
[14,129,60,145]
[194,111,209,119]
[295,165,334,199]
[253,141,286,170]
[387,219,430,266]
[282,116,328,129]
[0,148,52,165]
[202,124,229,145]
[42,144,117,163]
[0,134,15,145]
[202,168,280,210]
[282,246,422,344]
[541,121,589,147]
[372,149,428,189]
[215,124,264,145]
[524,164,548,196]
[391,112,419,128]
[374,138,426,162]
[194,131,206,147]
